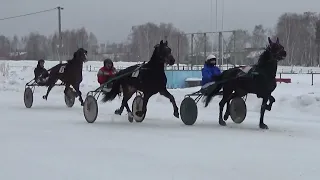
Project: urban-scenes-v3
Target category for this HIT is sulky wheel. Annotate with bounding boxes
[229,97,247,124]
[24,87,33,108]
[180,97,198,125]
[83,95,98,123]
[132,95,146,123]
[64,89,76,108]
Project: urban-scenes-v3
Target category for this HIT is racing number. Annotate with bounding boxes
[59,66,66,73]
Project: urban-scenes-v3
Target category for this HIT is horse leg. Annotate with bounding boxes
[115,86,135,117]
[72,83,84,106]
[259,97,269,129]
[218,97,228,126]
[219,86,234,126]
[63,83,70,95]
[136,93,151,117]
[223,93,236,120]
[159,89,179,118]
[266,95,275,111]
[223,100,231,121]
[42,77,57,100]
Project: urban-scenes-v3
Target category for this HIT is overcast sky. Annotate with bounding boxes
[0,0,318,43]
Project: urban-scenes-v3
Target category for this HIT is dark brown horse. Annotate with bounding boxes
[101,40,179,121]
[203,37,287,129]
[42,48,88,106]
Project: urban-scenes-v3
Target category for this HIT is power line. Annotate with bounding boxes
[0,7,57,21]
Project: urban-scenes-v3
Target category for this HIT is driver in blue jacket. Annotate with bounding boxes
[201,54,221,87]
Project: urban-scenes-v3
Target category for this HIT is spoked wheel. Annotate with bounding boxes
[64,89,76,108]
[83,95,98,123]
[24,87,33,108]
[132,95,146,123]
[229,97,247,124]
[180,97,198,125]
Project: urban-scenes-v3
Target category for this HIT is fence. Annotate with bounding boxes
[180,31,237,66]
[4,60,320,88]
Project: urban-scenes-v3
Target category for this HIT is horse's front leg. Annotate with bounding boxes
[259,97,269,129]
[159,89,179,118]
[266,95,275,111]
[135,94,151,117]
[72,83,84,106]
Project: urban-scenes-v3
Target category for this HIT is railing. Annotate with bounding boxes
[5,63,320,86]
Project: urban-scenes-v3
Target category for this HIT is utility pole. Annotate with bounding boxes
[57,6,64,63]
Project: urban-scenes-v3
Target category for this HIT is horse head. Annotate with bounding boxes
[267,37,286,62]
[257,37,286,67]
[151,40,175,66]
[72,48,88,63]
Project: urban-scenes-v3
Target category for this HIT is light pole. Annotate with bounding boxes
[57,6,64,63]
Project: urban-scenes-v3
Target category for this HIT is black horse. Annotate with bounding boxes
[42,48,88,106]
[203,37,286,129]
[101,40,179,121]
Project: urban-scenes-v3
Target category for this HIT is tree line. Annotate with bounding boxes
[0,27,99,61]
[1,11,320,66]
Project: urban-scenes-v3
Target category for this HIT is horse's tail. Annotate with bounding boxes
[203,74,224,107]
[101,79,121,103]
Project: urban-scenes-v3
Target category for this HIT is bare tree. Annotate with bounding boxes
[276,12,318,66]
[129,22,189,62]
[251,24,267,48]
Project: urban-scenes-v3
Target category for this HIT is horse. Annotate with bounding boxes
[203,37,287,129]
[101,40,179,121]
[42,48,88,106]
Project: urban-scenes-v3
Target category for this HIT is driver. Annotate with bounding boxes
[97,59,117,92]
[34,59,49,85]
[201,54,221,88]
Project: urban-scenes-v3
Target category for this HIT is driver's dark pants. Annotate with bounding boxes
[35,77,48,86]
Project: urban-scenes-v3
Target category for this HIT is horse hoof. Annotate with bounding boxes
[128,113,133,123]
[259,123,269,129]
[223,114,229,121]
[114,109,122,115]
[266,105,272,111]
[219,120,226,126]
[174,111,179,118]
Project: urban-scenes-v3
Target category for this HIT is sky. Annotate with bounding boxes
[0,0,319,43]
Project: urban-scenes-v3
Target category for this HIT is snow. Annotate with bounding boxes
[185,77,202,81]
[1,60,320,180]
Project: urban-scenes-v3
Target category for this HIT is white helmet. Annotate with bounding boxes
[206,54,216,61]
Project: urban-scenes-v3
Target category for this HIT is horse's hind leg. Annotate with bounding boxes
[219,97,228,126]
[219,87,234,126]
[159,89,179,118]
[43,77,57,100]
[223,93,238,120]
[136,93,151,117]
[223,100,231,121]
[114,85,135,116]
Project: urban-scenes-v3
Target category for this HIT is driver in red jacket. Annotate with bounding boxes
[97,59,117,91]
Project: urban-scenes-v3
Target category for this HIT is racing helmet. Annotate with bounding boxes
[205,54,217,65]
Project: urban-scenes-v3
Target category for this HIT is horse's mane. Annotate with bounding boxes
[256,46,271,67]
[66,52,78,65]
[148,44,161,64]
